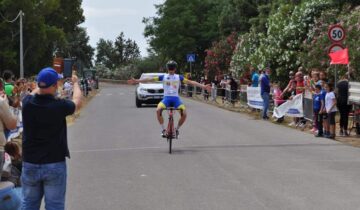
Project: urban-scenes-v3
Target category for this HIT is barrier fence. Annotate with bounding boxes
[180,84,316,121]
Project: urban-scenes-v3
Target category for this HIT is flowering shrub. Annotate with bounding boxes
[231,0,333,85]
[204,32,238,79]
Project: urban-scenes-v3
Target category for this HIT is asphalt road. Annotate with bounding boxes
[65,83,360,210]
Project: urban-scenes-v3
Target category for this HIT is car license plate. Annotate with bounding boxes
[154,96,161,99]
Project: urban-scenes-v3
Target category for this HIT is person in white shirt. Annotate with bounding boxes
[324,83,337,139]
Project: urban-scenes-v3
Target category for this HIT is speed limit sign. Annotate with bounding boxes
[328,25,346,42]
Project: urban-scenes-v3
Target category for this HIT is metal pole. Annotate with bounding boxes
[20,10,24,78]
[190,62,195,96]
[334,64,337,85]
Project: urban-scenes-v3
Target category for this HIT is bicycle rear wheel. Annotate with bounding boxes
[168,136,172,154]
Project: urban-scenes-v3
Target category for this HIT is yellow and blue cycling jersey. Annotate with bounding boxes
[155,74,188,110]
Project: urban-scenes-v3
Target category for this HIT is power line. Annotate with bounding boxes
[0,11,22,23]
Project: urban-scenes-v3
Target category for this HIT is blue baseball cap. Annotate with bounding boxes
[37,67,62,88]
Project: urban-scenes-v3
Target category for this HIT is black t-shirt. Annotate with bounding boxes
[337,80,349,105]
[230,79,238,91]
[22,94,76,164]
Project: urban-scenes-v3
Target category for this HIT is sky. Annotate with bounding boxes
[80,0,164,57]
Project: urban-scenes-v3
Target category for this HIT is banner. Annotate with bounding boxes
[247,87,263,109]
[273,94,304,118]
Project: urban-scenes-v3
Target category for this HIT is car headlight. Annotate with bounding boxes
[139,88,147,93]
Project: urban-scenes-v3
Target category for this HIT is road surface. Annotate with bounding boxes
[65,83,360,210]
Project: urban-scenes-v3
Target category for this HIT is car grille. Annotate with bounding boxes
[148,89,164,93]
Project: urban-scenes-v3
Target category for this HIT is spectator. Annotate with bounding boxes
[282,80,298,126]
[295,71,306,128]
[312,70,320,89]
[319,80,328,136]
[259,70,264,82]
[337,74,351,136]
[220,76,227,104]
[273,82,285,123]
[211,76,219,102]
[250,66,259,87]
[313,84,324,137]
[228,76,238,106]
[202,76,210,101]
[282,71,295,96]
[260,68,271,120]
[295,71,305,95]
[324,82,337,139]
[4,141,22,173]
[3,71,14,97]
[319,71,328,83]
[63,79,73,100]
[186,73,193,97]
[3,141,22,186]
[21,67,82,210]
[0,92,18,178]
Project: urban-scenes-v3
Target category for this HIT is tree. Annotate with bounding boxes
[95,32,140,70]
[0,0,91,76]
[143,0,222,73]
[96,38,115,69]
[64,26,94,68]
[113,32,140,66]
[218,0,259,36]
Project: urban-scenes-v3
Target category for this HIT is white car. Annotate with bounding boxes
[135,73,164,107]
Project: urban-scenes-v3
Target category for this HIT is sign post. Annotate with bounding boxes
[327,25,346,85]
[187,54,196,95]
[187,54,196,75]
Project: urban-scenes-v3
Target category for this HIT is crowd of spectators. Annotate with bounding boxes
[185,64,355,140]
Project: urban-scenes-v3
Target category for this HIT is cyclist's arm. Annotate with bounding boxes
[184,79,208,89]
[127,77,157,85]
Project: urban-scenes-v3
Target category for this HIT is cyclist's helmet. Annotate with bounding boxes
[166,60,177,71]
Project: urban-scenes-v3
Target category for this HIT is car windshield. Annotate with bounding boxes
[140,74,163,83]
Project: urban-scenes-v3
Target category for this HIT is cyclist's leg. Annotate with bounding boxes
[157,101,167,126]
[174,97,187,129]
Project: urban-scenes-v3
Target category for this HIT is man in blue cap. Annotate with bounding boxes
[21,67,82,210]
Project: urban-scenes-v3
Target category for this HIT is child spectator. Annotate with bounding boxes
[273,82,285,122]
[324,83,337,139]
[313,85,324,137]
[3,141,22,186]
[281,80,297,126]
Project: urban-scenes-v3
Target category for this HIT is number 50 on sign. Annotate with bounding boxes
[328,25,346,42]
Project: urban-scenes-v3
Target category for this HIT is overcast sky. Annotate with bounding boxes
[81,0,164,57]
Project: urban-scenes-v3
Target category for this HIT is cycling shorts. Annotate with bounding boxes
[158,96,186,111]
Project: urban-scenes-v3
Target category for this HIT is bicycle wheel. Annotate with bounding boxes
[168,116,174,154]
[168,136,172,154]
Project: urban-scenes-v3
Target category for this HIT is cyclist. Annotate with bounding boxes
[128,60,211,137]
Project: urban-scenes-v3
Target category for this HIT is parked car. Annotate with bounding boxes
[135,73,164,107]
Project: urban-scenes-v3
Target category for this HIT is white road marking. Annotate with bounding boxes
[71,143,344,153]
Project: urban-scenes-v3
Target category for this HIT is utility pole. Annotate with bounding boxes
[0,11,25,77]
[20,10,24,78]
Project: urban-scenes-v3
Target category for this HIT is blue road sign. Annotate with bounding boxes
[187,54,196,63]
